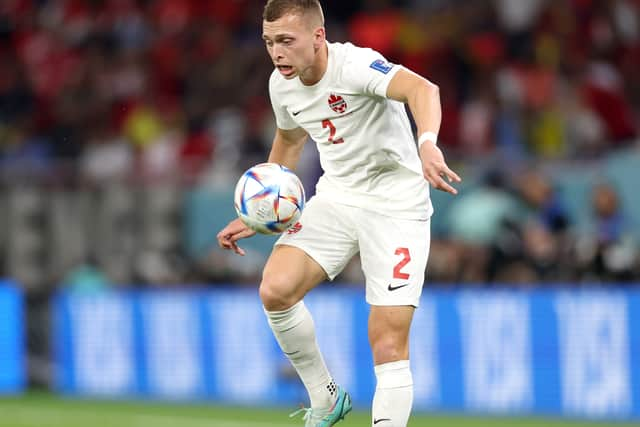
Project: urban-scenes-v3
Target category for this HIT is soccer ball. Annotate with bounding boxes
[234,163,306,234]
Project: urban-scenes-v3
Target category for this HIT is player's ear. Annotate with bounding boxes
[312,26,325,50]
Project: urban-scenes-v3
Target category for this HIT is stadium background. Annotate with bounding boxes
[1,0,640,426]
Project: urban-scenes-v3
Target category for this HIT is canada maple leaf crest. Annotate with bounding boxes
[328,93,347,114]
[287,221,303,234]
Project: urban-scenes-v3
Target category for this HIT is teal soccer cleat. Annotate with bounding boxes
[289,386,353,427]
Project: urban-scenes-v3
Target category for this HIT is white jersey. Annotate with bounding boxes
[269,41,432,220]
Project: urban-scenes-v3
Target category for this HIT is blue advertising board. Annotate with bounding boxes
[0,281,25,394]
[53,287,640,419]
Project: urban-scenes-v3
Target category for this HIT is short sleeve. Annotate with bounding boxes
[269,72,299,130]
[341,45,403,98]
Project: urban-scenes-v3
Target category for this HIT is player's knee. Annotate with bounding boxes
[259,273,298,311]
[370,336,407,364]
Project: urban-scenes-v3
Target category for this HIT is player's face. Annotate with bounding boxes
[262,13,323,81]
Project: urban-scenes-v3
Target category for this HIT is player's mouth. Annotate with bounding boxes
[276,65,296,77]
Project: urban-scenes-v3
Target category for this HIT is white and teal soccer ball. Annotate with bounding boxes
[234,163,306,234]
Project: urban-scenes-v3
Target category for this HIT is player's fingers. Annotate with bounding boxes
[425,165,445,184]
[218,234,241,251]
[438,178,458,195]
[230,240,246,256]
[423,168,439,188]
[442,166,462,183]
[220,240,234,251]
[217,234,231,249]
[229,228,256,242]
[430,171,458,195]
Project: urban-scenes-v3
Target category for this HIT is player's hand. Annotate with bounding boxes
[419,142,461,195]
[216,218,256,256]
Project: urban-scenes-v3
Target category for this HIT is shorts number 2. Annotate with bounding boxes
[393,247,411,280]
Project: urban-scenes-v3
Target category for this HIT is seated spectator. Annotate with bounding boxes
[574,182,639,282]
[489,169,574,283]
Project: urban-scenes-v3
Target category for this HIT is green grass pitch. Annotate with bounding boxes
[0,392,636,427]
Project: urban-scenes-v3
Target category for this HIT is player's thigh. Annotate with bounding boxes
[262,196,358,309]
[275,195,359,281]
[368,304,415,364]
[260,244,328,310]
[358,214,430,307]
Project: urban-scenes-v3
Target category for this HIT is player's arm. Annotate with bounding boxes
[217,127,308,256]
[386,68,461,195]
[267,126,309,170]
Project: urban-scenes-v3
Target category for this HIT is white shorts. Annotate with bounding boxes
[276,195,431,307]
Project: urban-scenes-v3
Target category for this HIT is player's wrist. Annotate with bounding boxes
[418,131,438,148]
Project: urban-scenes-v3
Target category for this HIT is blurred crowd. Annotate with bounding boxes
[425,168,640,286]
[0,0,639,291]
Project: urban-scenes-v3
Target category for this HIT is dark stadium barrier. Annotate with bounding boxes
[0,281,25,394]
[52,287,640,420]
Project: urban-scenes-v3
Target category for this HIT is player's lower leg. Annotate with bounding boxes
[265,300,337,409]
[371,360,413,427]
[368,305,415,426]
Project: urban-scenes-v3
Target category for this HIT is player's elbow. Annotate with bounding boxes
[423,79,439,100]
[408,79,438,108]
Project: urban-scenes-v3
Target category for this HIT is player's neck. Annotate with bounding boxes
[299,42,328,86]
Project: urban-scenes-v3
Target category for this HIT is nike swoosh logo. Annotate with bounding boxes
[374,418,391,424]
[388,283,409,291]
[284,350,300,356]
[292,110,301,116]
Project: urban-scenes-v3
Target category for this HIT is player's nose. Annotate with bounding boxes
[271,44,284,61]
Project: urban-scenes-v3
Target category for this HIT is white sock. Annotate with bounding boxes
[371,360,413,427]
[265,301,336,409]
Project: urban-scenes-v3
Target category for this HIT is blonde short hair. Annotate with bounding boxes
[263,0,324,26]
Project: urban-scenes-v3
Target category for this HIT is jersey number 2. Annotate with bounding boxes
[393,247,411,280]
[322,119,344,144]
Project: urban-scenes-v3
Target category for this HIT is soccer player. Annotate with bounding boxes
[217,1,461,426]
